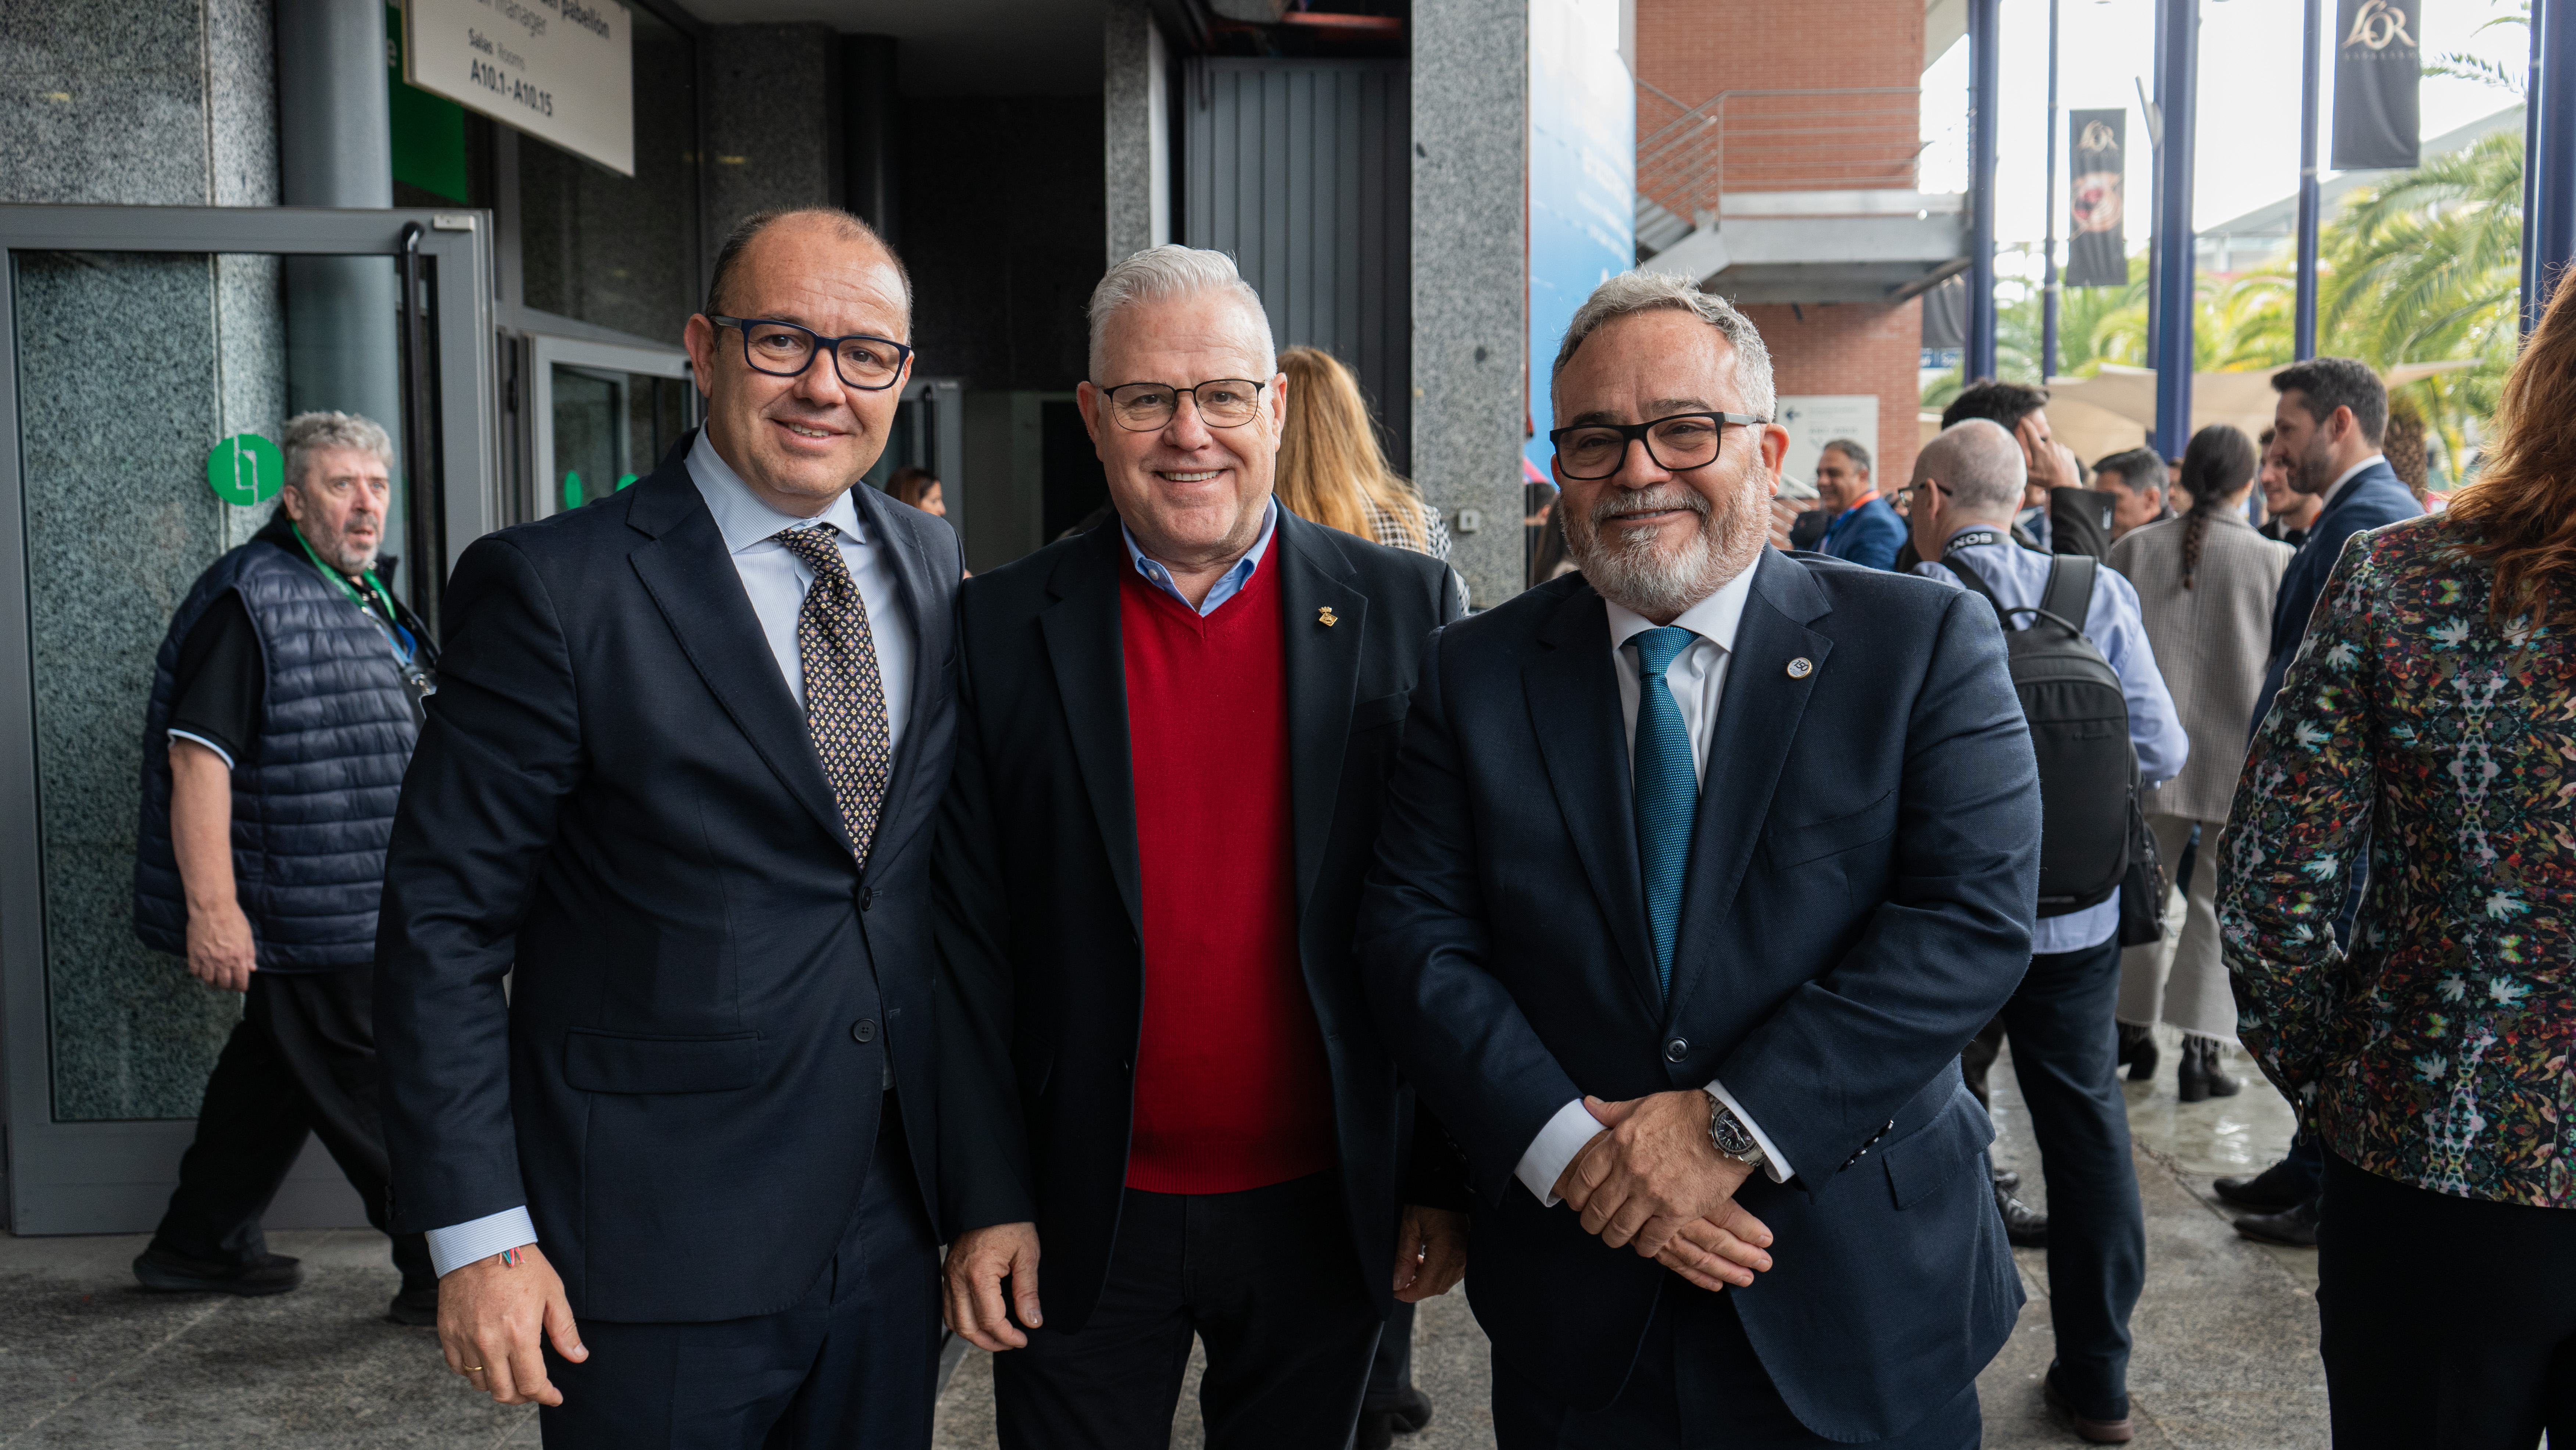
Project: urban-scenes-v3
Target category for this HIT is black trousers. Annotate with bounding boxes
[2318,1152,2576,1449]
[994,1172,1382,1450]
[540,1107,941,1448]
[1491,1279,1980,1449]
[1365,1299,1415,1407]
[151,967,431,1286]
[1998,935,2144,1421]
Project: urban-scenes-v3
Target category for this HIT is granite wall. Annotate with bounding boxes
[1101,0,1169,267]
[1410,0,1527,607]
[3,0,285,1119]
[703,24,843,239]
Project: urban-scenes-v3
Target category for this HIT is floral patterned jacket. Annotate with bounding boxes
[2218,514,2575,1208]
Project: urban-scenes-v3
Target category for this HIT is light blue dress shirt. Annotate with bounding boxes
[1914,524,2187,954]
[1119,499,1278,614]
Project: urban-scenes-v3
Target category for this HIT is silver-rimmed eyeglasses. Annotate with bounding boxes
[1099,379,1267,432]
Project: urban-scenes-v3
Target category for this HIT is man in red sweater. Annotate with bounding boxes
[935,245,1470,1449]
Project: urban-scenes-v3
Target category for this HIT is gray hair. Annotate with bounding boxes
[1919,418,2026,515]
[1086,245,1277,384]
[282,411,395,494]
[1551,271,1776,420]
[1820,438,1872,474]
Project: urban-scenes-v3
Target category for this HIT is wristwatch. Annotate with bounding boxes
[1705,1090,1767,1171]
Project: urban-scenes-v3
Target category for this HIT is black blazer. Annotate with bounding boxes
[375,436,960,1325]
[933,509,1466,1331]
[2252,458,2421,734]
[1358,549,2038,1441]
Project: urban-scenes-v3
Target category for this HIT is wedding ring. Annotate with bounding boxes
[462,1365,483,1374]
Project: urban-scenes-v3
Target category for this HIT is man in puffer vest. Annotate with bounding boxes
[130,411,439,1324]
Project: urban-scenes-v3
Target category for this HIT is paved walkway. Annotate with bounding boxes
[0,1028,2324,1447]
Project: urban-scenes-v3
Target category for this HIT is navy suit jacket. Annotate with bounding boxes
[1358,548,2037,1441]
[1814,495,1906,571]
[375,436,960,1324]
[2252,460,2421,734]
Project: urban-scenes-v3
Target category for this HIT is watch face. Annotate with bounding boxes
[1712,1109,1758,1158]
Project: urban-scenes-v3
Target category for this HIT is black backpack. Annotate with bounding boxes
[1943,553,2140,919]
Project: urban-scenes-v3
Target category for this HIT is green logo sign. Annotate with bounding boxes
[205,433,285,507]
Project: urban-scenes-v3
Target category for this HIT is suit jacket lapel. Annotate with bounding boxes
[1664,550,1832,1025]
[1526,585,1663,1022]
[1041,524,1145,937]
[1275,515,1368,922]
[624,464,856,860]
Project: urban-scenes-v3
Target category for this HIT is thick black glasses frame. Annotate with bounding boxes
[1100,379,1268,431]
[1546,411,1770,480]
[706,315,915,392]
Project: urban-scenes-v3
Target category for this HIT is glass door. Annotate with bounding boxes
[0,206,495,1233]
[526,334,694,518]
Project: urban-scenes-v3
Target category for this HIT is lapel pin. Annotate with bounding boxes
[1317,607,1339,627]
[1786,657,1814,679]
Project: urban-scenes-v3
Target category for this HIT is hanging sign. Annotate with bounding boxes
[403,0,635,177]
[205,433,285,507]
[2332,0,2420,171]
[2067,110,2128,289]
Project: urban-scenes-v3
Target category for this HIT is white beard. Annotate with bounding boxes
[1567,475,1769,619]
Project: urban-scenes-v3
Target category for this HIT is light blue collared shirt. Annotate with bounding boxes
[1119,499,1278,615]
[1915,523,2188,954]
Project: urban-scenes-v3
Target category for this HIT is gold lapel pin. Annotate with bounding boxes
[1786,657,1814,679]
[1318,607,1339,627]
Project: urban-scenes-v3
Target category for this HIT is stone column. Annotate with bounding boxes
[1411,0,1528,608]
[705,24,844,233]
[1103,0,1170,267]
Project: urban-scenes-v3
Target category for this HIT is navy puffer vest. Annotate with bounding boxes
[133,540,421,971]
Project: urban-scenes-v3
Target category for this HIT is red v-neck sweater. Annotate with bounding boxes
[1117,556,1337,1194]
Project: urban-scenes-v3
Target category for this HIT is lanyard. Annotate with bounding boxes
[289,522,418,664]
[1943,529,2006,555]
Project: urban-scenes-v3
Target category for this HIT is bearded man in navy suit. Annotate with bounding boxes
[1359,272,2042,1448]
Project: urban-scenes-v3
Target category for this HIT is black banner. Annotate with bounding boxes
[2333,0,2421,170]
[2067,110,2127,288]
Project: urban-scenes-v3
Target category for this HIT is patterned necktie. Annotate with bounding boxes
[1632,625,1701,999]
[771,526,892,862]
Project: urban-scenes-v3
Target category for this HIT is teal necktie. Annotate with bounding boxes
[1632,626,1701,999]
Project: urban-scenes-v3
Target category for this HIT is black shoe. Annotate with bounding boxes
[2233,1196,2320,1247]
[132,1246,303,1297]
[1366,1385,1432,1435]
[1996,1182,2049,1249]
[2043,1366,2135,1443]
[2213,1159,2308,1211]
[2176,1036,2243,1103]
[1990,1165,2021,1192]
[389,1283,440,1326]
[2116,1022,2159,1083]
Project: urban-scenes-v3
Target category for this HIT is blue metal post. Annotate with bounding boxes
[2529,0,2576,329]
[2295,0,2322,359]
[2523,0,2546,332]
[1967,0,2001,381]
[2042,0,2061,381]
[2152,0,2197,459]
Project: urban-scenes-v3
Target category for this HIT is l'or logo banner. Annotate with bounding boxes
[2067,109,2127,289]
[2333,0,2420,170]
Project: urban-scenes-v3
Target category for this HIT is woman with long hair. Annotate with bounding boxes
[1276,345,1458,572]
[2105,425,2292,1101]
[2218,279,2576,1448]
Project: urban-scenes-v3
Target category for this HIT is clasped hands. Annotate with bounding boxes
[1553,1092,1776,1294]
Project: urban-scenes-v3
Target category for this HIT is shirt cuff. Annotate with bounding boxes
[1706,1080,1795,1184]
[166,729,236,770]
[1515,1098,1606,1207]
[426,1206,539,1279]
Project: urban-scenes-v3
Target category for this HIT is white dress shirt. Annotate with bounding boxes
[2316,452,2388,514]
[424,433,918,1278]
[1510,564,1798,1207]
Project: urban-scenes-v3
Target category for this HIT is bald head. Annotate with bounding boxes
[706,207,910,331]
[1915,419,2026,518]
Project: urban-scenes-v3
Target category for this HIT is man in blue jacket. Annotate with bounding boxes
[1807,438,1904,570]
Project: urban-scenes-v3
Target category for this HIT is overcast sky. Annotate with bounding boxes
[1917,0,2529,270]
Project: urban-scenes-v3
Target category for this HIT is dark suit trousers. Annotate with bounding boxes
[2001,935,2145,1420]
[539,1107,940,1449]
[993,1172,1381,1450]
[150,967,432,1286]
[1490,1279,1980,1449]
[2318,1153,2576,1449]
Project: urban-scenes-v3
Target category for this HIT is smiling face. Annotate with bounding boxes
[682,215,911,518]
[1550,308,1787,624]
[280,445,391,574]
[1813,446,1870,513]
[1075,289,1285,572]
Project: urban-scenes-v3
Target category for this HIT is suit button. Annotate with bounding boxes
[851,1018,878,1044]
[860,888,876,911]
[1664,1038,1690,1063]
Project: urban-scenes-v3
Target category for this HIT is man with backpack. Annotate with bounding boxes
[1901,420,2187,1446]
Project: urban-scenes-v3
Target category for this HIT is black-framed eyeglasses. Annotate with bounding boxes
[1547,411,1769,481]
[706,315,914,392]
[1100,379,1267,432]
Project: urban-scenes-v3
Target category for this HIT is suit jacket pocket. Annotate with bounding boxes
[1762,788,1897,871]
[1880,1086,1995,1210]
[564,1029,760,1094]
[1351,690,1410,732]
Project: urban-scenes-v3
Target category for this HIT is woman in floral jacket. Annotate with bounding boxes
[2218,289,2576,1450]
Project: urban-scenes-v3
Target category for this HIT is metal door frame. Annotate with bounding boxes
[0,205,496,1233]
[527,333,694,521]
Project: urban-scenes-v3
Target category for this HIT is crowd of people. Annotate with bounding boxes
[118,205,2570,1450]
